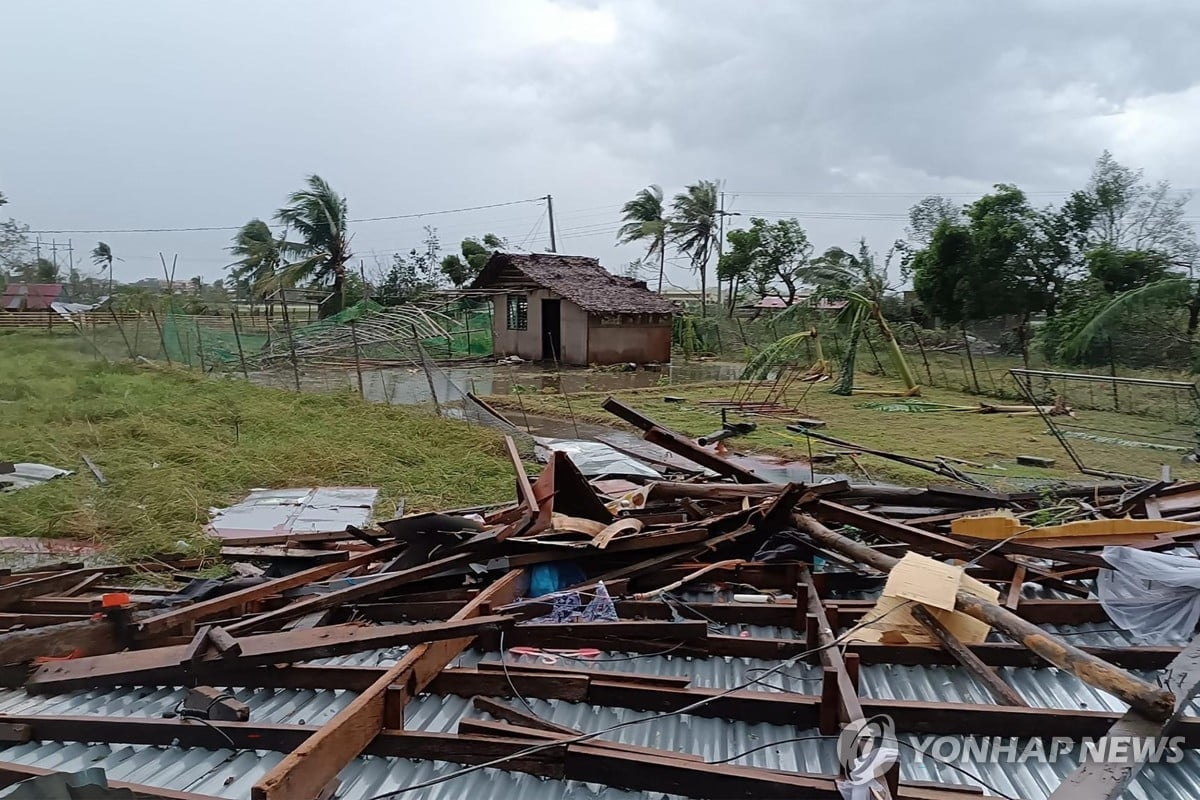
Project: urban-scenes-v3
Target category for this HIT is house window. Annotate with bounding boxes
[506,294,528,330]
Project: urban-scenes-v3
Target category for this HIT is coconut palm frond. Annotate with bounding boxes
[1064,277,1191,359]
[741,330,821,381]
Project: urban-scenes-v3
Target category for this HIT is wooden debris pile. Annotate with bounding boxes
[2,398,1200,800]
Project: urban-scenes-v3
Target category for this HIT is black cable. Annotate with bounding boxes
[708,736,1019,800]
[498,629,536,714]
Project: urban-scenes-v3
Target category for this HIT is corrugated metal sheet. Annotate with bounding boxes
[1,594,1195,798]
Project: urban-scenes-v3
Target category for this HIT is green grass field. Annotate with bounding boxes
[0,332,516,558]
[484,374,1200,488]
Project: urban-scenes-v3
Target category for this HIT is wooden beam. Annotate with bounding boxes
[911,605,1027,707]
[250,570,526,800]
[136,542,403,639]
[0,569,106,611]
[794,512,1176,721]
[1048,633,1200,800]
[0,617,120,664]
[801,568,896,798]
[223,551,475,635]
[26,617,511,692]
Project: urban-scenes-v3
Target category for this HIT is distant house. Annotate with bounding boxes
[470,252,677,365]
[747,294,848,312]
[2,283,68,312]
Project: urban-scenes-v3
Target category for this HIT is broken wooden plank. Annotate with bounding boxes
[911,604,1027,707]
[136,542,403,639]
[250,570,526,800]
[27,617,512,692]
[223,551,476,635]
[794,512,1176,721]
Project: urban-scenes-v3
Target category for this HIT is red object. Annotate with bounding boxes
[34,648,82,664]
[101,592,131,608]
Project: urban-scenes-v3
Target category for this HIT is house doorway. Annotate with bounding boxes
[541,298,561,361]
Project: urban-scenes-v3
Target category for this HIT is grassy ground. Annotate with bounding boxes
[484,374,1200,488]
[0,332,516,559]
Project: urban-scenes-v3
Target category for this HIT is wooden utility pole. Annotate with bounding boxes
[546,194,557,253]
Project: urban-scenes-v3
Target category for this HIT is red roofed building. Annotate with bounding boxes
[2,283,69,312]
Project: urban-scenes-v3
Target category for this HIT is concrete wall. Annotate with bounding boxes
[587,314,673,364]
[490,289,590,364]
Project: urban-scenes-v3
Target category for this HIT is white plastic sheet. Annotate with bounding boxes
[1098,546,1200,643]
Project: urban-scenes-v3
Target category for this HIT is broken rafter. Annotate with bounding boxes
[793,512,1175,721]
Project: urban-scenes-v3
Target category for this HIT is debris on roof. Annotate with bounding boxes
[3,402,1200,800]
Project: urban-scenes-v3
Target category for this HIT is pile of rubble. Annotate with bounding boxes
[1,399,1199,800]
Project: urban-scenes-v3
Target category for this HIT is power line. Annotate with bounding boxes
[28,197,547,235]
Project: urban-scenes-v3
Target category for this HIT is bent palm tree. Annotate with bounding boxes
[789,241,919,395]
[617,185,668,292]
[670,180,720,315]
[275,175,352,318]
[228,219,284,313]
[91,241,119,293]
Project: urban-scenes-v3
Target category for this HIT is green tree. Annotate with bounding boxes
[439,233,506,287]
[910,185,1065,365]
[227,219,283,310]
[90,241,119,293]
[670,179,720,315]
[381,227,442,303]
[717,225,761,316]
[0,191,30,277]
[616,185,668,293]
[275,175,352,318]
[1061,151,1197,266]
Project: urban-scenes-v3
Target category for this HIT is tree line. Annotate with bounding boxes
[626,153,1200,371]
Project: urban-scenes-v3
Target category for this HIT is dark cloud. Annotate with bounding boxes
[2,0,1198,287]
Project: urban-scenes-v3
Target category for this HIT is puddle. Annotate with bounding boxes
[250,360,827,482]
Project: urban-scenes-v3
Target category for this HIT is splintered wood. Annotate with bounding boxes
[2,395,1198,800]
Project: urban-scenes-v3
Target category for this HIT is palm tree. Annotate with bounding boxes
[617,185,668,293]
[670,180,720,315]
[274,175,352,318]
[91,241,120,293]
[1065,275,1197,360]
[788,241,919,395]
[228,219,283,311]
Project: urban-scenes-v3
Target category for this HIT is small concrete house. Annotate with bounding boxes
[471,252,676,365]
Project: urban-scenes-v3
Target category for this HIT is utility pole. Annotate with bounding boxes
[716,191,725,307]
[546,194,557,253]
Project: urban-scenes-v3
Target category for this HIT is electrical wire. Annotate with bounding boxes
[28,197,547,235]
[498,629,536,714]
[364,600,918,800]
[708,736,1018,800]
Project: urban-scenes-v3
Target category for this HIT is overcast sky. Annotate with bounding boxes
[4,0,1200,290]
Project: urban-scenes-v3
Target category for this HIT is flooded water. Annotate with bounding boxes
[251,360,744,405]
[251,359,825,482]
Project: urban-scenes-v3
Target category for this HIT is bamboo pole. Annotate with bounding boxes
[791,512,1175,722]
[230,312,250,380]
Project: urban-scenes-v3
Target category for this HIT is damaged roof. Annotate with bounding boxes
[470,252,677,315]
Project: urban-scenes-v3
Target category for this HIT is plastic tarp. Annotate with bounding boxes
[534,437,661,479]
[1098,546,1200,643]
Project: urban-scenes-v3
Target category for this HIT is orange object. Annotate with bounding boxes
[101,592,131,608]
[33,648,82,664]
